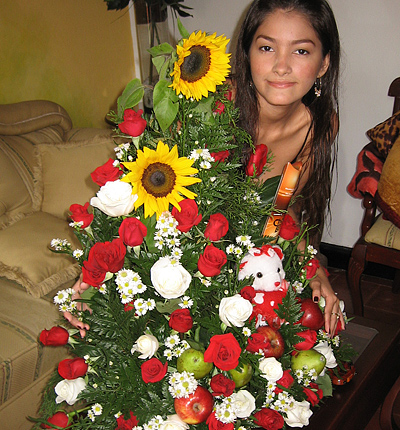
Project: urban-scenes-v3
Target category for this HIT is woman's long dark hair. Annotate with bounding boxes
[234,0,340,241]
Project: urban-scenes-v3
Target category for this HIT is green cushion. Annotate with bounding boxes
[37,135,116,219]
[0,212,81,297]
[365,214,400,250]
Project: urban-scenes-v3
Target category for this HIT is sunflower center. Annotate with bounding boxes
[180,45,211,83]
[142,162,176,198]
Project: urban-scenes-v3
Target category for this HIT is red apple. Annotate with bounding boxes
[174,386,214,424]
[257,326,285,359]
[299,298,324,330]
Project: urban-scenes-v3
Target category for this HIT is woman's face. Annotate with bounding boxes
[249,9,330,108]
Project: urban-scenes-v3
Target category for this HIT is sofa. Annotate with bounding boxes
[0,100,117,429]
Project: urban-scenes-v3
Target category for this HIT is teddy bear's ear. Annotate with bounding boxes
[272,245,284,261]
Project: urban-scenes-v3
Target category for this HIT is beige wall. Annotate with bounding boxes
[0,0,135,128]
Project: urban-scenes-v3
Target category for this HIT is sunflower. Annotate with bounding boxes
[170,30,231,101]
[121,141,201,218]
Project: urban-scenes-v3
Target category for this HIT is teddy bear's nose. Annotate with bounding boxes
[256,272,263,278]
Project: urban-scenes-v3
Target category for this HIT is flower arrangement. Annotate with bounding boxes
[33,21,354,430]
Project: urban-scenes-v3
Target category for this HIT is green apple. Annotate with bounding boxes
[229,363,253,388]
[291,349,326,376]
[177,348,213,379]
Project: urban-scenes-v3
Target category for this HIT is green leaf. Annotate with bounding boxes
[317,372,333,397]
[156,299,181,314]
[259,175,280,206]
[177,17,190,39]
[117,78,144,118]
[148,42,175,57]
[153,80,179,131]
[152,56,167,76]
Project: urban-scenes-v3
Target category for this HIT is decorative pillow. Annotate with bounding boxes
[367,110,400,158]
[375,139,400,228]
[365,214,400,251]
[36,137,116,219]
[0,212,81,297]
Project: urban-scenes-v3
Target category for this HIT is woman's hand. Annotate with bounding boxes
[309,266,345,337]
[63,275,92,338]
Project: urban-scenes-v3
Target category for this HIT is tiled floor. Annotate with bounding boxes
[328,267,400,324]
[327,266,400,429]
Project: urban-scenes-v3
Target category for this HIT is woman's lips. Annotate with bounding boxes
[268,80,295,89]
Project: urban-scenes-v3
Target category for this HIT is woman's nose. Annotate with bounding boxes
[272,52,291,76]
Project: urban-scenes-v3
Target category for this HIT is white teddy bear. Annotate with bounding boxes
[238,244,289,328]
[238,244,287,292]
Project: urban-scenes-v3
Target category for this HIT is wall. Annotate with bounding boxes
[0,0,136,128]
[177,0,400,249]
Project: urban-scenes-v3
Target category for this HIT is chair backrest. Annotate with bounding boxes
[388,77,400,114]
[380,373,400,430]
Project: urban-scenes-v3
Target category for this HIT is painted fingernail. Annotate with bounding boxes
[313,297,319,302]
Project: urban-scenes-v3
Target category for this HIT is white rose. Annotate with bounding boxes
[284,400,313,428]
[232,390,256,418]
[131,334,159,359]
[259,357,283,382]
[160,414,189,430]
[90,180,137,217]
[219,294,253,327]
[314,341,337,369]
[151,257,191,299]
[55,377,86,405]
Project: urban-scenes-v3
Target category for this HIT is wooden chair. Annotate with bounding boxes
[347,78,400,316]
[380,373,400,430]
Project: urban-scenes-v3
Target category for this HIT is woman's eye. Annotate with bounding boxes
[295,49,309,55]
[260,45,273,52]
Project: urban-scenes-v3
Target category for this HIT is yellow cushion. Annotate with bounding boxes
[37,136,116,219]
[0,212,81,297]
[365,214,400,250]
[376,139,400,228]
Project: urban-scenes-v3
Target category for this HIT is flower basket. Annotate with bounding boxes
[32,21,355,430]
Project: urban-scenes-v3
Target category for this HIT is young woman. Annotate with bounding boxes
[234,0,342,334]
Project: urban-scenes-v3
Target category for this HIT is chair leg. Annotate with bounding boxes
[393,270,400,294]
[347,243,367,316]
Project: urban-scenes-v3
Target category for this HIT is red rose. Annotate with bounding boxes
[245,144,268,177]
[115,411,138,430]
[58,357,88,380]
[305,258,320,279]
[240,286,256,301]
[42,411,70,429]
[198,245,227,277]
[118,108,147,137]
[303,382,323,406]
[91,158,123,186]
[69,202,93,228]
[124,301,135,312]
[119,217,147,247]
[211,150,230,162]
[82,260,107,287]
[294,329,317,350]
[87,238,126,273]
[213,90,233,115]
[204,213,229,241]
[253,408,284,430]
[279,214,300,240]
[204,333,241,371]
[206,412,234,430]
[246,332,269,353]
[210,374,235,397]
[171,199,202,233]
[275,370,294,393]
[40,326,69,346]
[168,309,193,333]
[141,357,168,383]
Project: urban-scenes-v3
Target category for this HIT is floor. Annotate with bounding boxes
[327,266,400,429]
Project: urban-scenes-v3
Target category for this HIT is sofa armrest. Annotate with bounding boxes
[0,100,72,136]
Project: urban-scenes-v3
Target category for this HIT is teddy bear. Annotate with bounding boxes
[238,244,289,328]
